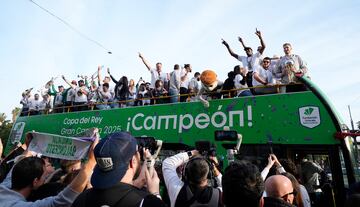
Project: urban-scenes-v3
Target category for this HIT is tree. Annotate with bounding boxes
[0,113,6,126]
[0,113,13,155]
[357,121,360,130]
[11,107,21,123]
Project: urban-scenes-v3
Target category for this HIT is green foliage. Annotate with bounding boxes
[0,120,13,149]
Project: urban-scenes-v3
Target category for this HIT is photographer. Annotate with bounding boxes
[162,150,223,207]
[72,132,165,207]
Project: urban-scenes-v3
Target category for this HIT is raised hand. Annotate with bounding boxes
[221,38,229,47]
[238,36,243,43]
[255,28,262,37]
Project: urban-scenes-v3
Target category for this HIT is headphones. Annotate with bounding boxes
[182,156,215,186]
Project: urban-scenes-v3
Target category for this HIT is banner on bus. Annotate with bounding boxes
[28,132,93,160]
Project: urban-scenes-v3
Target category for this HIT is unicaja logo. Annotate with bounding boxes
[304,107,314,116]
[299,106,321,129]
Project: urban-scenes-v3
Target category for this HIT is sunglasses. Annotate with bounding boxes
[281,191,297,200]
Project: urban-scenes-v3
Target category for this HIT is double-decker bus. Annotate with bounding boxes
[6,77,360,206]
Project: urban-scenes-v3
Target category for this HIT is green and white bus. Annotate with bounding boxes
[6,77,360,206]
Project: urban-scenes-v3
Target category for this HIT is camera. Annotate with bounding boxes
[195,140,216,157]
[214,130,238,141]
[135,136,157,160]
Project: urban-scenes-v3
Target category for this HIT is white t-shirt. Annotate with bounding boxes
[66,88,75,102]
[74,87,89,103]
[180,69,191,89]
[252,66,274,86]
[98,90,111,103]
[188,77,199,93]
[237,52,263,72]
[234,74,250,96]
[150,68,168,88]
[169,70,181,90]
[54,93,63,106]
[29,99,41,110]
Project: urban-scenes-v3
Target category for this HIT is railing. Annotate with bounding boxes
[20,83,306,116]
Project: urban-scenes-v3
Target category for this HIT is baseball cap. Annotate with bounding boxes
[91,132,137,189]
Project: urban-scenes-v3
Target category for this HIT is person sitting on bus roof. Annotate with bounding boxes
[252,57,277,95]
[151,79,168,105]
[264,175,296,207]
[138,52,169,89]
[221,71,236,99]
[233,65,252,97]
[137,83,151,106]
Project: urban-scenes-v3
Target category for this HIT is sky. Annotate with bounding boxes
[0,0,359,129]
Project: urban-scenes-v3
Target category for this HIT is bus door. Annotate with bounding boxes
[289,145,345,207]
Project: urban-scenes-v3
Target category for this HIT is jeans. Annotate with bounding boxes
[169,88,179,103]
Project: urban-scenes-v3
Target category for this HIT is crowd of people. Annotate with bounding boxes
[19,29,310,116]
[0,131,359,207]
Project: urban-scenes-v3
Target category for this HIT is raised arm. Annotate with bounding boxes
[255,28,266,54]
[48,83,58,96]
[107,68,118,84]
[62,75,76,89]
[138,52,152,71]
[238,36,247,49]
[222,39,239,59]
[97,66,102,86]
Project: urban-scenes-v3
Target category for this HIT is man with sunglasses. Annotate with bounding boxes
[252,57,277,95]
[264,175,296,207]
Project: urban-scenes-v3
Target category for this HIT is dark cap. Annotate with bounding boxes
[91,132,137,189]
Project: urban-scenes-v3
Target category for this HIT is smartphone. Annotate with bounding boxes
[214,130,237,141]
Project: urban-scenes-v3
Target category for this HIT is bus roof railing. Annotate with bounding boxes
[20,82,306,116]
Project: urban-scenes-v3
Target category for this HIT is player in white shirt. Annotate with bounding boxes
[180,64,192,102]
[28,93,42,115]
[222,28,266,93]
[252,57,277,95]
[138,52,169,88]
[169,64,181,103]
